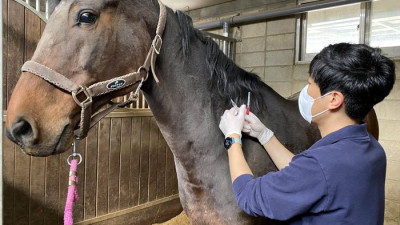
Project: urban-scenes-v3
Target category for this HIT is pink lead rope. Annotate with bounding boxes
[64,140,82,225]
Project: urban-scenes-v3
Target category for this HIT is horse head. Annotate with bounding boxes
[6,0,162,156]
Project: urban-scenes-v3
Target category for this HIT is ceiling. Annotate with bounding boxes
[162,0,233,11]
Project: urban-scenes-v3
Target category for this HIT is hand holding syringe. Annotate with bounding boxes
[230,92,251,116]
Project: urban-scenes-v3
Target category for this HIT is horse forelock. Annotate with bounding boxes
[175,11,267,113]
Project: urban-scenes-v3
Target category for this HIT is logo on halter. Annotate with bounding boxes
[107,79,126,90]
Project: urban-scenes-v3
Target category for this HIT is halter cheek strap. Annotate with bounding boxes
[20,0,167,139]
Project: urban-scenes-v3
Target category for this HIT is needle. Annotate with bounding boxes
[230,99,239,116]
[246,92,251,115]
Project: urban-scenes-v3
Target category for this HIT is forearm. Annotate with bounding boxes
[227,134,253,182]
[263,136,294,170]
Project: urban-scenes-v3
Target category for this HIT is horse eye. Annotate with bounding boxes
[79,12,97,25]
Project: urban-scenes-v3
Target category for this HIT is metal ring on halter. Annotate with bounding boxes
[67,153,82,165]
[137,66,148,81]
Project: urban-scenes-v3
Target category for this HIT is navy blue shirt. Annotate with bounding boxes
[233,124,386,224]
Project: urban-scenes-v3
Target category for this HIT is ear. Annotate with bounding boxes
[328,91,344,110]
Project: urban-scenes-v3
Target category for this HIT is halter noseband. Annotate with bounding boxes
[20,1,167,140]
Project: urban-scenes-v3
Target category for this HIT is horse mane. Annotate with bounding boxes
[175,11,271,113]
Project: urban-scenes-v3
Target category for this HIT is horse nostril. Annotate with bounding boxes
[10,117,37,146]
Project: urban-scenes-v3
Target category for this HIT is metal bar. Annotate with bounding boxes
[46,0,49,20]
[36,0,40,12]
[231,41,236,61]
[203,31,236,42]
[359,1,371,44]
[13,0,48,21]
[222,22,229,56]
[195,0,369,30]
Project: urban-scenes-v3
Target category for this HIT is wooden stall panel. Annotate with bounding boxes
[3,116,179,225]
[84,125,99,220]
[3,128,15,225]
[97,118,111,216]
[109,118,122,213]
[2,2,180,224]
[6,0,24,109]
[2,0,8,109]
[119,118,132,209]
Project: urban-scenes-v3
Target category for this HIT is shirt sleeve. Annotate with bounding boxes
[232,154,329,220]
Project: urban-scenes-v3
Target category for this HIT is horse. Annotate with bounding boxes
[5,0,378,224]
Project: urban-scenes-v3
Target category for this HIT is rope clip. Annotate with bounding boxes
[67,139,82,165]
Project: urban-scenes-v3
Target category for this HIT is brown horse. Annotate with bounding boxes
[5,0,378,224]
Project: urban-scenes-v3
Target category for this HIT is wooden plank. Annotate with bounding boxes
[156,132,167,199]
[129,117,141,207]
[97,118,111,216]
[75,138,87,222]
[44,154,61,225]
[6,0,25,108]
[109,118,121,213]
[139,117,150,204]
[2,0,8,109]
[25,7,45,225]
[41,19,46,34]
[75,195,182,225]
[24,9,41,60]
[29,157,46,225]
[14,147,31,225]
[84,124,99,220]
[119,118,132,209]
[165,145,178,196]
[3,128,15,225]
[148,117,159,201]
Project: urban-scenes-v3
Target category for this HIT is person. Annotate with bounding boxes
[219,43,395,224]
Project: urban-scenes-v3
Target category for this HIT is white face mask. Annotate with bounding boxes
[298,84,333,123]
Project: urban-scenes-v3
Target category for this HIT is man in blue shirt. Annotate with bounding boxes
[219,43,395,224]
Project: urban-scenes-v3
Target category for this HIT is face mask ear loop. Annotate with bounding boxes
[311,108,330,119]
[311,92,334,119]
[314,91,333,101]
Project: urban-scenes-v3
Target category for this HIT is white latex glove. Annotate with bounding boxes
[243,112,274,145]
[219,105,246,138]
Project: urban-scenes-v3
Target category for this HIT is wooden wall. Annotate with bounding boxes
[2,1,181,224]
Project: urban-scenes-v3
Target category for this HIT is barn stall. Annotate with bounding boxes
[2,0,400,224]
[1,0,236,224]
[2,1,182,224]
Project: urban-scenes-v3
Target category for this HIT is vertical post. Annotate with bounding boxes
[36,0,40,12]
[45,0,49,19]
[222,22,229,56]
[0,0,3,221]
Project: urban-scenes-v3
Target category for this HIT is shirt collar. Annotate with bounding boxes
[310,124,369,149]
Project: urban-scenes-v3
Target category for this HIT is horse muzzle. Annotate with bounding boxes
[6,113,74,157]
[6,116,38,148]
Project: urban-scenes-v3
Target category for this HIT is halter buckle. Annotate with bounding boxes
[72,86,92,107]
[152,34,163,55]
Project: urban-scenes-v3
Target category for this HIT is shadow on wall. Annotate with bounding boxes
[3,180,62,225]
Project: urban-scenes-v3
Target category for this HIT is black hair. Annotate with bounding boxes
[175,10,269,113]
[310,43,395,123]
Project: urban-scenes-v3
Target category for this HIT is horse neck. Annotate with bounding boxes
[142,10,286,158]
[141,11,214,152]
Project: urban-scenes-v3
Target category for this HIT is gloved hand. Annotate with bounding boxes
[219,105,246,138]
[243,112,274,145]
